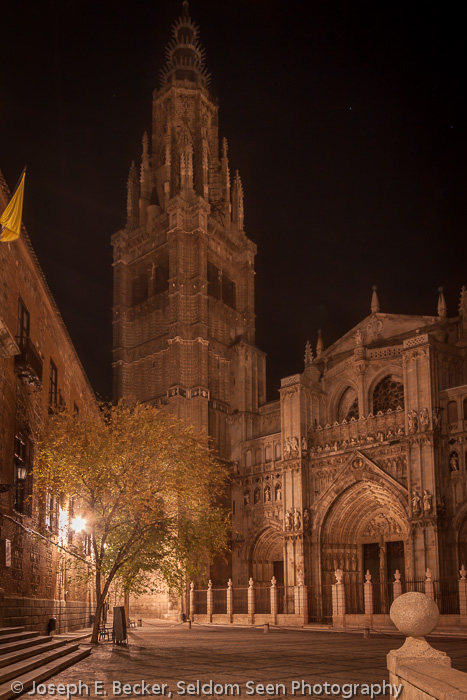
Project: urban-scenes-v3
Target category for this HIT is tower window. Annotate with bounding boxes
[208,262,221,300]
[49,359,58,407]
[17,297,30,350]
[222,274,236,309]
[372,375,404,413]
[14,433,33,515]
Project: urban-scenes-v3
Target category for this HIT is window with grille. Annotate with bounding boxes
[372,375,404,413]
[49,359,58,407]
[17,297,30,350]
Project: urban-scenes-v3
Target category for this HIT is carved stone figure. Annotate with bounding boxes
[285,511,293,530]
[411,491,421,515]
[419,408,429,431]
[394,570,401,582]
[283,439,291,460]
[303,508,310,531]
[365,570,371,583]
[354,329,363,346]
[450,452,459,472]
[293,508,301,530]
[335,569,344,584]
[275,483,282,501]
[254,488,260,504]
[243,491,250,506]
[291,437,299,457]
[264,485,271,502]
[301,436,308,452]
[432,407,442,431]
[297,570,304,586]
[408,409,418,434]
[423,490,432,513]
[377,431,384,442]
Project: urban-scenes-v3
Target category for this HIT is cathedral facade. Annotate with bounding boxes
[112,3,467,622]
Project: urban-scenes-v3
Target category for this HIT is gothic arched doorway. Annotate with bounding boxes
[319,477,409,614]
[249,527,284,585]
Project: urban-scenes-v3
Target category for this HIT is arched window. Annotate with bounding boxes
[245,450,252,467]
[275,443,281,460]
[372,375,404,413]
[448,401,458,424]
[265,445,272,462]
[338,387,359,422]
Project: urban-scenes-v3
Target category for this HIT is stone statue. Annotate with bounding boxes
[285,510,293,530]
[291,437,299,457]
[365,570,371,583]
[354,329,363,346]
[293,508,301,530]
[377,431,384,442]
[423,490,432,513]
[411,490,421,515]
[254,488,260,504]
[271,575,277,587]
[408,409,418,434]
[335,569,344,584]
[297,570,304,586]
[275,483,282,501]
[303,508,310,531]
[283,438,291,460]
[432,407,442,431]
[264,485,271,502]
[419,408,429,431]
[301,436,308,452]
[243,491,250,506]
[450,452,459,472]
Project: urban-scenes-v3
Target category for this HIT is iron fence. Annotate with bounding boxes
[212,588,227,614]
[254,586,271,614]
[232,587,248,614]
[277,586,295,614]
[193,589,207,615]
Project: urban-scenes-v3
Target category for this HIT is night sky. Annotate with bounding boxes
[1,1,466,401]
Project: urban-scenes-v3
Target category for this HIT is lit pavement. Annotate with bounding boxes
[24,622,467,699]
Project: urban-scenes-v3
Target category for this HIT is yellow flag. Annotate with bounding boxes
[0,170,26,242]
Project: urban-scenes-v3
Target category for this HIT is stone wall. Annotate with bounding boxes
[3,596,93,634]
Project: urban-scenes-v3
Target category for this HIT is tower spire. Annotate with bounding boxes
[159,2,211,87]
[437,286,447,318]
[371,285,380,314]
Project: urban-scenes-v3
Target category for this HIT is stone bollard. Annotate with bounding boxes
[363,627,370,639]
[387,592,449,692]
[227,579,233,624]
[207,580,213,623]
[264,623,269,634]
[187,620,192,629]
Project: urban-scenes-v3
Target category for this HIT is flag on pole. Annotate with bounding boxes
[0,168,26,242]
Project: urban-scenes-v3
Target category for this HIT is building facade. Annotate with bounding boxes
[0,172,96,632]
[113,3,467,621]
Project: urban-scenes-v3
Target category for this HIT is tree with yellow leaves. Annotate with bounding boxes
[36,400,229,644]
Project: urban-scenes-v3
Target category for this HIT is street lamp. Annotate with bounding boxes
[71,516,86,533]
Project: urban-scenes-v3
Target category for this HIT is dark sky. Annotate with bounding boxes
[1,1,466,400]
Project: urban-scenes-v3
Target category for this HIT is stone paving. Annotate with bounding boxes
[22,622,467,700]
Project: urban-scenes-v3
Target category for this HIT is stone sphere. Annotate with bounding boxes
[390,592,439,637]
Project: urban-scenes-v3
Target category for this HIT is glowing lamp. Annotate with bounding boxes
[71,516,86,532]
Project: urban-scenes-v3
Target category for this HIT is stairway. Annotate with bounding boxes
[0,627,91,700]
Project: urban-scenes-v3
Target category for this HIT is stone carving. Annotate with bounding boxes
[335,569,343,584]
[254,488,260,504]
[365,570,371,583]
[394,570,401,582]
[367,315,383,340]
[297,570,304,586]
[450,452,459,472]
[425,568,432,582]
[301,436,308,452]
[249,577,254,588]
[432,407,442,431]
[377,431,384,442]
[436,495,445,514]
[460,565,467,580]
[283,438,291,460]
[264,485,271,502]
[303,508,310,531]
[411,491,421,515]
[423,490,432,513]
[275,483,282,501]
[285,510,293,530]
[419,408,430,432]
[243,491,250,506]
[354,329,364,346]
[208,579,212,589]
[228,578,232,588]
[190,581,194,591]
[291,437,299,457]
[408,410,418,434]
[293,508,301,530]
[271,575,277,587]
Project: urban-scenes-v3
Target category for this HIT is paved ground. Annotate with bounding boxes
[23,622,467,700]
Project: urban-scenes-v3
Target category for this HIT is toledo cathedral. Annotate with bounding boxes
[112,2,467,621]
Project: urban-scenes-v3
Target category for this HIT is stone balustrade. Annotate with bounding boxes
[387,592,467,699]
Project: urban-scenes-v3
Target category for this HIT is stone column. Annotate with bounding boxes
[189,582,194,620]
[207,580,213,623]
[248,577,255,625]
[332,569,346,627]
[226,579,233,624]
[364,570,373,625]
[270,576,278,624]
[424,568,434,600]
[393,570,402,600]
[294,571,308,624]
[459,566,467,625]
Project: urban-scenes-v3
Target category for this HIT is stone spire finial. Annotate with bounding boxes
[371,285,380,314]
[304,340,313,368]
[222,137,228,159]
[160,1,211,87]
[437,286,447,318]
[316,329,324,357]
[142,131,148,154]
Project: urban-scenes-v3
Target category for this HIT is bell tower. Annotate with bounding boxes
[112,1,266,459]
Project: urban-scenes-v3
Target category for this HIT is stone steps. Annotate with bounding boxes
[0,628,91,700]
[0,630,24,638]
